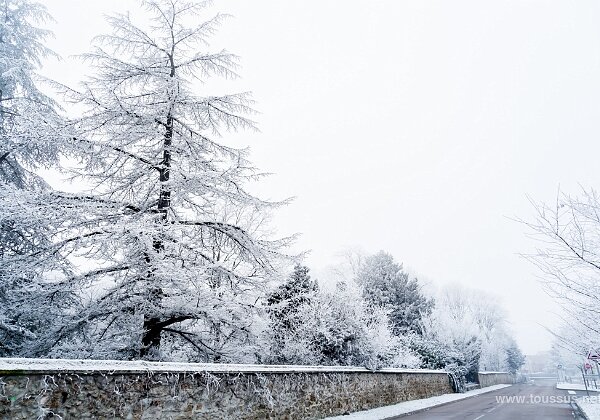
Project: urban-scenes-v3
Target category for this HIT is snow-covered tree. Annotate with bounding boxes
[29,0,291,360]
[0,0,60,188]
[420,296,482,382]
[267,265,319,314]
[0,0,70,356]
[544,306,598,367]
[266,265,318,357]
[325,246,366,284]
[442,286,511,372]
[264,279,419,368]
[355,251,432,335]
[416,285,517,383]
[505,341,525,374]
[264,265,319,363]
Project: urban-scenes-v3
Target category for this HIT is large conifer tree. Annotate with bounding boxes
[41,0,290,360]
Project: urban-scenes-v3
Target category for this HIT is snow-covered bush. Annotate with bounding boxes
[265,270,419,368]
[413,284,525,381]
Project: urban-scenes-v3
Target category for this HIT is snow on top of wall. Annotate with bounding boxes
[0,358,446,375]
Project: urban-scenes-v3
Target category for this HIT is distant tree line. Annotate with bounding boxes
[263,252,525,385]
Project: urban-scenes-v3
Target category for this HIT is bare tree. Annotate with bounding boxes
[523,189,600,351]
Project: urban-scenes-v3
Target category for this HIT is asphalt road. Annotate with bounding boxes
[395,379,583,420]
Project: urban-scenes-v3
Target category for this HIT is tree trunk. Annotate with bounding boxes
[141,110,174,357]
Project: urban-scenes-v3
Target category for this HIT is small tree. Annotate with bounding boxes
[266,264,319,350]
[356,251,432,335]
[268,266,318,311]
[505,341,526,374]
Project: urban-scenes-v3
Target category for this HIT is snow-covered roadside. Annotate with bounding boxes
[576,397,600,420]
[324,384,513,420]
[557,383,600,392]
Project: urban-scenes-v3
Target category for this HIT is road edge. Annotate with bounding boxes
[389,385,514,419]
[573,399,591,420]
[324,384,513,420]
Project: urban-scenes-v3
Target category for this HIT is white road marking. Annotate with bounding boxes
[568,391,576,395]
[473,400,504,419]
[487,403,503,413]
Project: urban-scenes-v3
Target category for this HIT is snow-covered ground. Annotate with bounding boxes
[557,382,600,392]
[324,384,512,420]
[0,357,444,375]
[577,397,600,420]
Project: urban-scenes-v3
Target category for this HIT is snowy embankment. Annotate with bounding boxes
[0,357,443,375]
[560,382,600,420]
[577,398,600,420]
[324,384,512,420]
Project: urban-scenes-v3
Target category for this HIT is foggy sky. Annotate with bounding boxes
[42,0,600,354]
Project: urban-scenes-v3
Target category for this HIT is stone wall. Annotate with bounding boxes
[0,359,453,419]
[478,372,515,388]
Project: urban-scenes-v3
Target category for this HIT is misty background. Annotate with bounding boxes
[40,0,600,354]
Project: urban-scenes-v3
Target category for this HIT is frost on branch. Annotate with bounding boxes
[524,190,600,356]
[0,0,71,356]
[412,284,520,384]
[264,266,420,369]
[355,251,433,336]
[21,0,293,361]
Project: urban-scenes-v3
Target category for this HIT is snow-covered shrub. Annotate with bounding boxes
[265,273,419,368]
[414,284,525,381]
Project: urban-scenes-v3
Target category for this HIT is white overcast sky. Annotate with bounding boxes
[41,0,600,354]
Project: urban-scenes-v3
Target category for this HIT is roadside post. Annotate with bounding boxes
[580,365,590,397]
[585,349,600,395]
